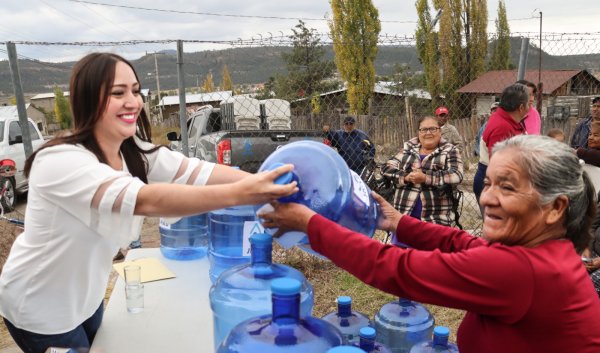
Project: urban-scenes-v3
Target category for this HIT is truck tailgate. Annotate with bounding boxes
[226,130,324,172]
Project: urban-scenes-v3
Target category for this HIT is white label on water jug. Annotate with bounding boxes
[159,218,172,229]
[242,221,265,255]
[350,170,370,206]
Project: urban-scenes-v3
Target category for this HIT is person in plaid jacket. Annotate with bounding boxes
[382,116,463,226]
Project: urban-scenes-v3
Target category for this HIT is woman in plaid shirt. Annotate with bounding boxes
[382,116,463,226]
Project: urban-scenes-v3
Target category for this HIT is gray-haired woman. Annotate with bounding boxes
[259,135,600,353]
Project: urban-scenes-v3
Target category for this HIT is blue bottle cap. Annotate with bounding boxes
[338,296,352,305]
[267,162,293,185]
[433,326,450,338]
[271,278,301,296]
[327,346,366,353]
[359,326,376,339]
[249,232,272,245]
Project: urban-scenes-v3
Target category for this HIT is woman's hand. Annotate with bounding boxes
[586,258,600,271]
[257,202,316,237]
[372,192,402,233]
[406,169,426,184]
[233,164,299,205]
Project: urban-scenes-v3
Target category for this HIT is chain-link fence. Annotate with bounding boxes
[3,31,600,235]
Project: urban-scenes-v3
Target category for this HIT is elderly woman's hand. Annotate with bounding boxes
[372,192,403,233]
[257,202,317,237]
[406,169,426,184]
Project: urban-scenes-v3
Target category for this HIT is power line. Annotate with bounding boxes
[67,0,416,23]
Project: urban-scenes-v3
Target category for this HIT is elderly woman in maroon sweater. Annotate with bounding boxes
[259,135,600,353]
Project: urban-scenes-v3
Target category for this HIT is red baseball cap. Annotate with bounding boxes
[435,106,449,116]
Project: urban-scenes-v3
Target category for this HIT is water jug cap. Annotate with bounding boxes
[267,162,293,185]
[433,326,450,339]
[359,326,376,339]
[326,346,367,353]
[338,296,352,305]
[271,278,301,296]
[249,232,272,245]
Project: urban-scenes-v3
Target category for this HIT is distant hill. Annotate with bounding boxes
[1,38,598,97]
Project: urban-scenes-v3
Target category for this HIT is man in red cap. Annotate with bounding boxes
[435,106,463,152]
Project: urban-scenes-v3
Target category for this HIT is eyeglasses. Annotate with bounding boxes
[418,127,440,134]
[437,113,448,117]
[344,122,355,126]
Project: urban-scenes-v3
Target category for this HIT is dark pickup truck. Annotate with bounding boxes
[167,97,324,172]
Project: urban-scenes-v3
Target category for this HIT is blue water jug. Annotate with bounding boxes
[210,232,315,350]
[373,298,434,353]
[354,327,392,353]
[409,327,459,353]
[328,347,367,353]
[159,214,208,260]
[217,278,344,353]
[258,141,379,256]
[322,296,371,344]
[208,204,256,283]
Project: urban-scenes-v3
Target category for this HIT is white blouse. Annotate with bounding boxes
[0,140,215,334]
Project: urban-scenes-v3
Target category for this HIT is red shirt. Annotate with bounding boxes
[307,214,600,353]
[482,107,526,159]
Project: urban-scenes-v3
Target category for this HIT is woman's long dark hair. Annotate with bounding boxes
[24,53,160,182]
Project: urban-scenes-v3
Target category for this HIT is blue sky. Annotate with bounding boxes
[0,0,597,62]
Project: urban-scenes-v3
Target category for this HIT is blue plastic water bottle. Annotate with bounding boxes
[354,327,393,353]
[258,141,380,256]
[217,278,344,353]
[208,204,256,283]
[210,232,315,350]
[373,298,434,353]
[322,296,371,344]
[159,214,209,260]
[328,346,367,353]
[408,327,459,353]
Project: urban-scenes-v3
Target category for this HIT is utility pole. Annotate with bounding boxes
[154,53,164,121]
[176,40,189,157]
[6,42,33,158]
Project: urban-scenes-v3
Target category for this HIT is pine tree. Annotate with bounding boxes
[278,20,336,100]
[53,87,72,129]
[221,65,233,91]
[202,72,215,93]
[488,0,512,70]
[329,0,381,115]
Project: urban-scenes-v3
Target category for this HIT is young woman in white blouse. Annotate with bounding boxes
[0,52,297,353]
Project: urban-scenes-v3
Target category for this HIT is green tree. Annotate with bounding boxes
[416,0,488,114]
[221,65,233,91]
[53,87,72,129]
[278,20,336,101]
[488,0,512,70]
[415,0,442,108]
[329,0,381,114]
[201,72,215,93]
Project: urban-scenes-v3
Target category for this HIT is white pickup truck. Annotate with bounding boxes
[0,115,45,211]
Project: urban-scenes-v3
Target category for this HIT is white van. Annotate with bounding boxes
[0,114,45,211]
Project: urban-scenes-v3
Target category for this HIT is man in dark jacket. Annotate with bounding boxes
[570,96,600,149]
[323,116,375,174]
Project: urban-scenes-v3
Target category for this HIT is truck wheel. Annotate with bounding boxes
[0,177,16,213]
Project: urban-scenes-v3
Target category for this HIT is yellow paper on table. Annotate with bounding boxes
[113,257,176,283]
